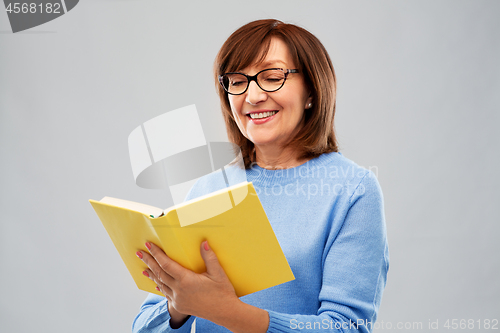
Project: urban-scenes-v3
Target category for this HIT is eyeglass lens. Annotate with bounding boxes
[221,69,286,95]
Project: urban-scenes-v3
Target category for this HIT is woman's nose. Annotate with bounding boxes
[245,80,267,105]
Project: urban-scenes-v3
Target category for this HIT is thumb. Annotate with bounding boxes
[200,241,225,278]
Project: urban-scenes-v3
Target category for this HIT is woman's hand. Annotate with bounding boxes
[136,241,239,325]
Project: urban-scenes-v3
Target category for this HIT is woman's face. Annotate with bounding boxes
[228,38,312,151]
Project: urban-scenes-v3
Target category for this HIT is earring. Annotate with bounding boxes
[307,103,312,109]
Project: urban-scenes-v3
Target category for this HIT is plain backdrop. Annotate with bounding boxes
[1,1,499,332]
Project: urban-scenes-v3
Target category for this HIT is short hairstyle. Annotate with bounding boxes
[214,19,338,168]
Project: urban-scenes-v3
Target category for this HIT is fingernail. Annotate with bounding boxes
[142,270,149,277]
[203,241,209,251]
[145,242,152,250]
[156,286,160,291]
[136,251,143,259]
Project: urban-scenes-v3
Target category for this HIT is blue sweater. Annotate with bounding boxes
[132,152,389,333]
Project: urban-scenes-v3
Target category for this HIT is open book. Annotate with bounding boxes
[89,182,294,297]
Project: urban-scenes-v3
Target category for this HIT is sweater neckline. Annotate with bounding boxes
[246,152,340,187]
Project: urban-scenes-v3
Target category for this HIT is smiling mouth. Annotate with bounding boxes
[248,111,279,119]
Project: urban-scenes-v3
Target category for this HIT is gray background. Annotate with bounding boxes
[1,1,499,332]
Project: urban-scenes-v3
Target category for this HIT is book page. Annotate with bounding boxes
[99,197,163,217]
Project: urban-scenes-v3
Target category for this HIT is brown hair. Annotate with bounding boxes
[214,19,338,168]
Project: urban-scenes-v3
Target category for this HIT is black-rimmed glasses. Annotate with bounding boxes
[218,68,299,95]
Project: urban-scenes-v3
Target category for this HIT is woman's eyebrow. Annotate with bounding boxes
[259,60,287,68]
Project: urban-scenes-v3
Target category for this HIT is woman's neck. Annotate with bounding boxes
[254,145,310,170]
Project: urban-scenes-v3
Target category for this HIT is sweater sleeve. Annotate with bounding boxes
[132,294,196,333]
[267,171,389,333]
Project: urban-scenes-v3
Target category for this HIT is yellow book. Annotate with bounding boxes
[89,182,294,297]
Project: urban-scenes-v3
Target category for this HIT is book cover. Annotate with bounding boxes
[90,182,295,297]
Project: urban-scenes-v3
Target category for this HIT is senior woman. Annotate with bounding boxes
[132,19,389,333]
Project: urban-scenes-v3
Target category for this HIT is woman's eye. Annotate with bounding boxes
[264,77,283,83]
[231,81,245,86]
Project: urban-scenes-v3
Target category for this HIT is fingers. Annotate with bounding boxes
[199,241,226,279]
[138,249,176,286]
[139,253,174,299]
[145,242,186,281]
[156,282,173,298]
[143,268,174,298]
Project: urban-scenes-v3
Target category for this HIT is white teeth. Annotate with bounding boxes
[249,111,278,119]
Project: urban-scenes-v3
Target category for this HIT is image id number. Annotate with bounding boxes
[6,3,61,14]
[444,319,498,330]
